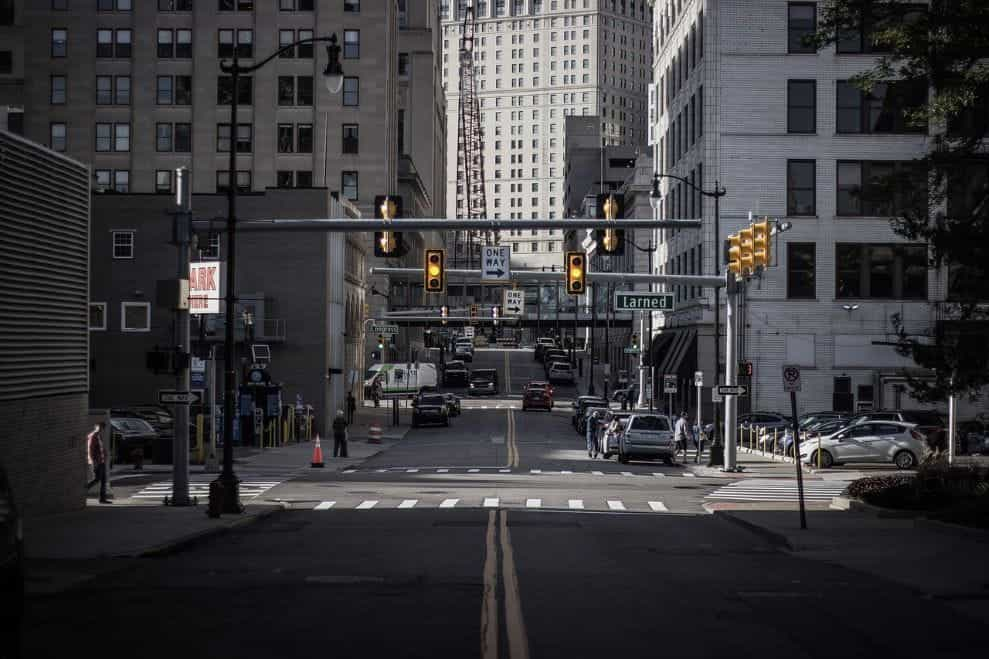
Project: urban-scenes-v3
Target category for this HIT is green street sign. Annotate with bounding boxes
[623,347,640,354]
[613,291,675,312]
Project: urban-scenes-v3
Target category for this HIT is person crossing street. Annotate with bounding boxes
[674,411,692,463]
[85,422,111,503]
[332,410,349,458]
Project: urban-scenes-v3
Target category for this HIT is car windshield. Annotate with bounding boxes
[630,416,671,431]
[903,411,943,426]
[419,396,445,405]
[445,362,466,369]
[551,363,571,371]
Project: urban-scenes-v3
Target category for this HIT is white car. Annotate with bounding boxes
[547,362,575,384]
[799,421,928,469]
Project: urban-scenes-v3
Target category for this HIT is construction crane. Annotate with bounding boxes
[454,0,491,269]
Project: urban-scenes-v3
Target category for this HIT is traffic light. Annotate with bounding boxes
[727,234,742,276]
[631,333,639,349]
[751,219,770,269]
[566,251,586,295]
[492,305,500,326]
[738,360,753,377]
[377,334,385,350]
[739,227,754,276]
[373,195,404,257]
[440,304,449,325]
[469,303,478,320]
[424,248,445,293]
[595,193,626,255]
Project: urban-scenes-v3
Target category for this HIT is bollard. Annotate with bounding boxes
[195,414,204,463]
[773,429,778,462]
[817,432,822,469]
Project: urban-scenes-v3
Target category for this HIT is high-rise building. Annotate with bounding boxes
[441,0,652,269]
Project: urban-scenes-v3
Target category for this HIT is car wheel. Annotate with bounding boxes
[894,450,916,470]
[618,450,629,464]
[811,450,834,469]
[662,456,674,465]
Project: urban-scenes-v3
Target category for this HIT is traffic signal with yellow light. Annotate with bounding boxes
[373,195,404,257]
[739,227,754,275]
[566,251,586,295]
[595,194,626,255]
[727,234,742,276]
[424,248,445,293]
[751,219,771,269]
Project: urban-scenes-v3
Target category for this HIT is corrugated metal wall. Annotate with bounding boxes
[0,130,90,401]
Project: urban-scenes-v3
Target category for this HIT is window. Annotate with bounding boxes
[115,29,132,57]
[836,243,928,299]
[297,30,313,58]
[156,170,173,194]
[157,76,173,104]
[115,75,131,104]
[398,52,409,77]
[836,80,927,134]
[50,123,66,152]
[342,123,359,153]
[113,170,129,192]
[237,29,253,58]
[112,231,134,259]
[217,75,252,105]
[97,29,113,57]
[837,3,926,54]
[156,123,173,151]
[297,124,313,153]
[114,123,130,151]
[279,29,295,57]
[278,76,295,105]
[277,124,294,153]
[787,243,816,299]
[50,75,66,104]
[786,160,815,216]
[175,75,192,104]
[277,170,294,188]
[219,0,254,10]
[217,123,252,152]
[297,76,313,105]
[218,29,234,57]
[216,170,251,192]
[296,170,312,187]
[341,170,358,200]
[343,77,359,106]
[157,29,174,57]
[89,303,107,331]
[52,29,67,57]
[97,76,113,104]
[344,29,360,58]
[787,80,816,133]
[96,123,112,152]
[199,234,221,259]
[121,302,151,332]
[280,0,315,9]
[94,169,111,191]
[175,123,191,151]
[0,50,10,74]
[787,3,816,53]
[159,0,194,10]
[837,160,927,217]
[176,29,192,57]
[344,0,359,11]
[98,0,132,9]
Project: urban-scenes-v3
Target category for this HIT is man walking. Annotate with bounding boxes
[86,422,111,503]
[346,391,357,424]
[674,411,690,463]
[331,410,349,458]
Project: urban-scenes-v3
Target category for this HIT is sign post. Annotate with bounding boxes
[782,364,807,530]
[694,370,703,462]
[663,374,677,418]
[481,245,511,282]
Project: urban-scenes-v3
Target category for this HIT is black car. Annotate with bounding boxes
[572,396,608,429]
[443,361,470,387]
[412,394,450,427]
[469,369,499,396]
[0,461,23,655]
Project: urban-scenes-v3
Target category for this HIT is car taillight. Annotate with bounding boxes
[910,429,925,441]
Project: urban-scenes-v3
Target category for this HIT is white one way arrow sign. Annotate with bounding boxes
[503,289,524,316]
[481,245,511,282]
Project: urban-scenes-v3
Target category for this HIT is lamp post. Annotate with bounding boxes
[212,34,343,515]
[650,173,727,466]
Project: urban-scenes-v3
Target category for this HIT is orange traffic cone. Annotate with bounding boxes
[310,435,325,468]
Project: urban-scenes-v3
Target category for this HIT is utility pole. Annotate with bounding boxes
[604,281,611,400]
[723,272,739,471]
[170,167,192,506]
[587,281,597,395]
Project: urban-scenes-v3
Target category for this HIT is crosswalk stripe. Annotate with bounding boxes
[314,501,336,510]
[591,471,604,476]
[648,501,668,512]
[560,470,573,474]
[607,500,626,511]
[375,469,388,473]
[682,472,696,478]
[439,498,459,508]
[499,469,511,473]
[468,468,480,473]
[568,499,584,509]
[356,500,378,509]
[525,498,541,508]
[652,472,666,478]
[620,471,634,477]
[398,499,418,509]
[406,469,419,473]
[483,497,499,508]
[437,468,449,473]
[530,469,542,474]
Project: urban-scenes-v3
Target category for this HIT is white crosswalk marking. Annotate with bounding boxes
[682,472,696,478]
[439,498,459,508]
[406,469,419,473]
[530,469,542,474]
[706,478,849,502]
[483,497,499,508]
[652,472,666,478]
[133,477,283,500]
[499,469,511,473]
[375,469,388,473]
[526,498,541,508]
[591,471,604,476]
[437,468,449,473]
[468,468,480,473]
[568,499,584,509]
[356,500,378,509]
[620,471,634,477]
[607,500,626,511]
[560,470,573,474]
[648,501,668,512]
[314,501,336,510]
[398,499,418,509]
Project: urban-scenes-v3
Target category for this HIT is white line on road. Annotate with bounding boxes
[439,498,460,508]
[342,469,357,474]
[375,469,388,473]
[591,471,604,476]
[499,469,511,473]
[682,472,696,478]
[483,497,500,508]
[530,469,542,474]
[620,471,634,477]
[356,500,378,509]
[559,470,573,474]
[314,501,336,510]
[525,498,541,508]
[469,468,480,473]
[406,469,419,473]
[398,499,418,509]
[648,501,668,512]
[652,472,666,478]
[437,468,449,473]
[607,500,626,511]
[568,499,584,509]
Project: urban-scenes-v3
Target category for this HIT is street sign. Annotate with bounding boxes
[711,388,723,403]
[782,364,802,392]
[614,291,675,312]
[663,374,677,394]
[623,347,640,354]
[158,390,201,405]
[464,326,475,338]
[694,370,704,387]
[189,261,222,315]
[370,323,400,335]
[481,245,511,282]
[503,289,524,315]
[717,384,748,396]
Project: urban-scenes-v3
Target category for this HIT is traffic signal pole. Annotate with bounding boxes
[723,272,739,471]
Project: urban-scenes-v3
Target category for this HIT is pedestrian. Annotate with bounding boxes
[674,411,690,462]
[332,409,349,458]
[346,391,357,424]
[693,421,704,463]
[586,411,598,458]
[372,379,382,408]
[86,422,111,503]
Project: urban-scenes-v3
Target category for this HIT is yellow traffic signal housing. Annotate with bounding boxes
[440,305,449,325]
[373,195,404,257]
[566,251,586,295]
[751,219,770,268]
[424,249,445,293]
[727,234,742,276]
[739,227,754,275]
[594,193,626,255]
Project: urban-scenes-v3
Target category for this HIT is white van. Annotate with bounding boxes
[365,363,438,398]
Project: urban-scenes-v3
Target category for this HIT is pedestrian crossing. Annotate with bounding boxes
[302,496,676,513]
[705,478,849,502]
[341,466,699,478]
[131,471,291,500]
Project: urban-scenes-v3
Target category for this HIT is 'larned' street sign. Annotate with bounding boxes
[503,289,524,316]
[614,291,675,312]
[482,245,511,282]
[158,390,201,405]
[371,323,400,335]
[716,384,748,396]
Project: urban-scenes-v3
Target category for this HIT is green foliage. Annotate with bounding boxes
[847,455,989,515]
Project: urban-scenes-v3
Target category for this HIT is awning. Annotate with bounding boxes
[656,328,697,377]
[648,332,676,368]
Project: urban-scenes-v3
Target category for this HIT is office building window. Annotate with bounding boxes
[157,29,174,57]
[296,170,312,187]
[279,29,295,57]
[176,29,192,57]
[156,123,173,151]
[157,76,173,104]
[156,170,173,194]
[175,75,192,104]
[277,123,294,153]
[344,0,359,11]
[344,29,360,58]
[836,80,927,134]
[836,3,926,54]
[113,170,129,192]
[199,234,220,259]
[276,170,294,188]
[216,170,251,192]
[786,159,815,216]
[787,3,816,53]
[787,243,816,299]
[51,28,67,57]
[0,50,10,74]
[112,230,134,259]
[159,0,194,10]
[398,52,409,77]
[114,123,130,151]
[297,29,313,58]
[98,0,132,9]
[836,243,928,299]
[237,29,253,57]
[218,29,234,57]
[217,75,252,105]
[219,0,254,10]
[341,170,358,200]
[97,29,113,57]
[96,76,113,104]
[837,160,927,217]
[343,77,359,106]
[280,0,315,10]
[50,75,66,104]
[297,76,313,105]
[342,123,359,153]
[217,123,252,152]
[50,122,66,152]
[96,123,112,152]
[174,123,191,152]
[297,124,313,153]
[787,80,816,133]
[278,76,295,105]
[115,29,132,57]
[115,75,131,104]
[121,302,151,332]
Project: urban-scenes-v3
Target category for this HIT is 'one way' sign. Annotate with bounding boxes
[503,289,524,316]
[481,245,511,282]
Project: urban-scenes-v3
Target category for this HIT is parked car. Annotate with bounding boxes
[118,405,175,435]
[580,406,612,437]
[443,361,470,387]
[599,411,632,458]
[547,361,576,384]
[412,393,450,428]
[534,337,559,362]
[799,420,928,469]
[768,417,852,455]
[739,412,792,433]
[958,417,989,455]
[845,410,945,448]
[572,396,608,429]
[443,393,462,417]
[618,414,676,464]
[542,350,570,373]
[109,415,160,463]
[453,344,474,363]
[522,385,553,411]
[0,460,24,655]
[469,369,499,396]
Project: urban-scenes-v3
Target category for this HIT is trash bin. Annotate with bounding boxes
[152,435,173,464]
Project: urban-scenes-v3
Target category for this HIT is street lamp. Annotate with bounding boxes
[211,34,344,516]
[650,173,727,467]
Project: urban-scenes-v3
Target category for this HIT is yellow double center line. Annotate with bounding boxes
[481,510,530,659]
[504,409,519,469]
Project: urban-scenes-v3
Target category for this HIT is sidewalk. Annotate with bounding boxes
[686,446,816,479]
[712,508,989,622]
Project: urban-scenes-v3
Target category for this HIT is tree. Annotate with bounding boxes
[812,0,989,403]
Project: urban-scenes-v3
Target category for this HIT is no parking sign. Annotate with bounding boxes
[782,365,801,392]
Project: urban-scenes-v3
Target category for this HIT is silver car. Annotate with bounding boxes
[799,421,928,469]
[618,414,676,464]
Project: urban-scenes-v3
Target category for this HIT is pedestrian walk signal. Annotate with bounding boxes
[373,194,404,257]
[566,251,585,295]
[424,249,445,293]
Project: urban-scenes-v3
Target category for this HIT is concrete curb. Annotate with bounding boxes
[829,495,924,519]
[136,504,286,558]
[707,508,793,551]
